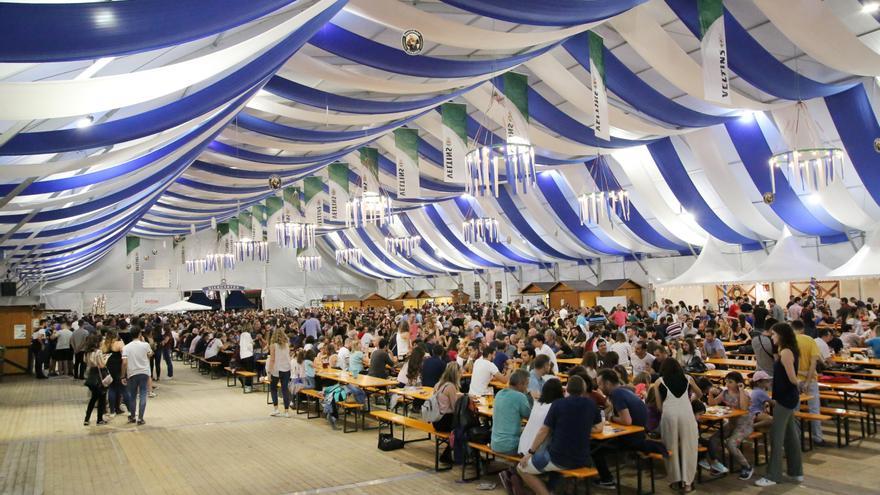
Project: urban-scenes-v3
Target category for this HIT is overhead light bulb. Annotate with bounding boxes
[681,210,696,223]
[862,2,879,13]
[738,110,759,121]
[807,193,821,204]
[75,115,94,128]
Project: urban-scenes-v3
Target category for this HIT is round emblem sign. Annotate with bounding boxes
[402,30,423,55]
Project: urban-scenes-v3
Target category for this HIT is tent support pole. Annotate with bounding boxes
[583,261,598,281]
[632,255,649,277]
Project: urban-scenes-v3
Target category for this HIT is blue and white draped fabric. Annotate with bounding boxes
[4,0,879,282]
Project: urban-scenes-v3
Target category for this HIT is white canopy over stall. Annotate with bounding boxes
[827,228,880,279]
[153,300,213,312]
[736,227,831,283]
[659,237,742,287]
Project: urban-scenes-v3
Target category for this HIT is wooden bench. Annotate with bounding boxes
[297,388,323,419]
[369,410,451,472]
[819,392,880,435]
[223,368,257,393]
[465,442,598,490]
[800,406,867,447]
[794,411,833,450]
[198,358,222,378]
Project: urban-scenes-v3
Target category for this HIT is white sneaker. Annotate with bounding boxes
[148,392,157,398]
[710,461,729,474]
[281,412,290,418]
[754,478,777,487]
[698,459,712,472]
[244,386,253,393]
[270,409,281,417]
[790,475,804,483]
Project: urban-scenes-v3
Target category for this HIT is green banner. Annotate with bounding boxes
[239,211,253,234]
[359,147,379,192]
[283,186,301,211]
[394,128,420,198]
[303,177,323,205]
[698,0,723,36]
[441,103,467,183]
[252,204,268,226]
[125,236,140,255]
[265,196,283,218]
[502,72,529,122]
[216,222,230,241]
[328,162,349,194]
[228,217,239,237]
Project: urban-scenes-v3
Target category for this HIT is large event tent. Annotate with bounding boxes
[2,0,880,310]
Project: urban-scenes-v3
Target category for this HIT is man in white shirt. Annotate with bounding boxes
[788,298,803,321]
[337,340,351,370]
[189,331,203,354]
[630,342,655,376]
[123,328,153,425]
[52,324,74,377]
[530,334,559,374]
[609,333,633,367]
[826,293,842,317]
[815,328,833,364]
[239,330,255,392]
[470,348,508,396]
[204,334,224,360]
[31,325,47,379]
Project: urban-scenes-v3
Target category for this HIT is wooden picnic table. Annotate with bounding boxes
[824,368,880,380]
[832,356,880,368]
[690,369,754,381]
[721,341,748,349]
[388,386,433,402]
[706,358,757,369]
[316,369,399,389]
[557,357,581,366]
[698,407,749,468]
[818,378,880,412]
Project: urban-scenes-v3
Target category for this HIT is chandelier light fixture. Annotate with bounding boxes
[275,214,316,249]
[465,136,536,197]
[335,248,362,265]
[579,154,630,225]
[385,235,421,257]
[462,217,499,244]
[767,93,844,195]
[234,233,268,262]
[345,191,392,228]
[297,252,322,272]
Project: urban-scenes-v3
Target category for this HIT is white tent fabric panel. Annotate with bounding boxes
[659,237,742,287]
[736,227,831,283]
[827,228,880,279]
[154,300,213,312]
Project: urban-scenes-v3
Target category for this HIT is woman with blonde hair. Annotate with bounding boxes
[432,362,462,463]
[267,327,292,417]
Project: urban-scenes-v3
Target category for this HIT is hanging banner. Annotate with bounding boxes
[500,72,530,142]
[394,128,420,199]
[494,280,503,301]
[238,211,254,238]
[359,147,380,194]
[283,186,301,213]
[698,0,731,104]
[474,280,481,301]
[216,222,230,241]
[126,236,140,272]
[441,103,468,183]
[252,204,268,241]
[303,176,324,226]
[228,218,239,241]
[328,162,349,221]
[588,31,610,141]
[265,196,283,241]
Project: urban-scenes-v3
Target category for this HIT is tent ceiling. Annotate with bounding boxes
[1,0,880,283]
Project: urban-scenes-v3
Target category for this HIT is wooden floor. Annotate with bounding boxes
[1,365,878,495]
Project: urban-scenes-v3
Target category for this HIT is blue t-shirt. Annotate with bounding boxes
[866,337,880,357]
[348,351,364,376]
[609,388,647,439]
[544,395,601,468]
[491,388,532,454]
[749,388,770,416]
[421,357,445,387]
[528,369,546,396]
[493,351,509,372]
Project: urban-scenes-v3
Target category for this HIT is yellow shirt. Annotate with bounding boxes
[795,334,819,379]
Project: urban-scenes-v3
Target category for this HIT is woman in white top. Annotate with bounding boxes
[518,378,564,455]
[395,322,411,359]
[267,328,292,417]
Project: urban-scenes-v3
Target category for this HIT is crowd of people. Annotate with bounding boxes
[29,290,880,492]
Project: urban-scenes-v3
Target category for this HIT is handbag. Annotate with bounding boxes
[378,433,405,451]
[98,366,113,387]
[421,383,446,423]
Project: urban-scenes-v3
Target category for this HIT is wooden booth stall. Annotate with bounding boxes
[361,292,399,309]
[519,282,556,307]
[395,290,428,309]
[595,279,644,307]
[321,294,362,310]
[547,281,600,309]
[0,301,45,377]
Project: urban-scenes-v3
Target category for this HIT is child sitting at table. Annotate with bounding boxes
[749,370,773,431]
[703,372,754,480]
[633,372,652,400]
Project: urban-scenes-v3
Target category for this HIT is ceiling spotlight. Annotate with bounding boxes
[680,210,696,223]
[807,193,821,205]
[862,2,879,13]
[75,115,94,128]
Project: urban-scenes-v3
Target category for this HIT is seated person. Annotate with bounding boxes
[594,368,649,488]
[518,379,565,455]
[702,329,727,359]
[527,354,554,400]
[490,369,532,454]
[518,376,604,495]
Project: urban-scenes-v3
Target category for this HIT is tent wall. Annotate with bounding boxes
[37,232,377,312]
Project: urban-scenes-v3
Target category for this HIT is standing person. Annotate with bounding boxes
[71,323,89,379]
[104,331,131,418]
[154,326,174,381]
[267,328,292,418]
[768,299,785,324]
[83,334,108,426]
[52,323,74,377]
[792,320,823,447]
[30,323,48,379]
[123,328,153,426]
[395,323,411,359]
[652,358,702,493]
[238,327,255,392]
[301,313,321,340]
[517,376,604,495]
[752,321,777,379]
[755,323,803,487]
